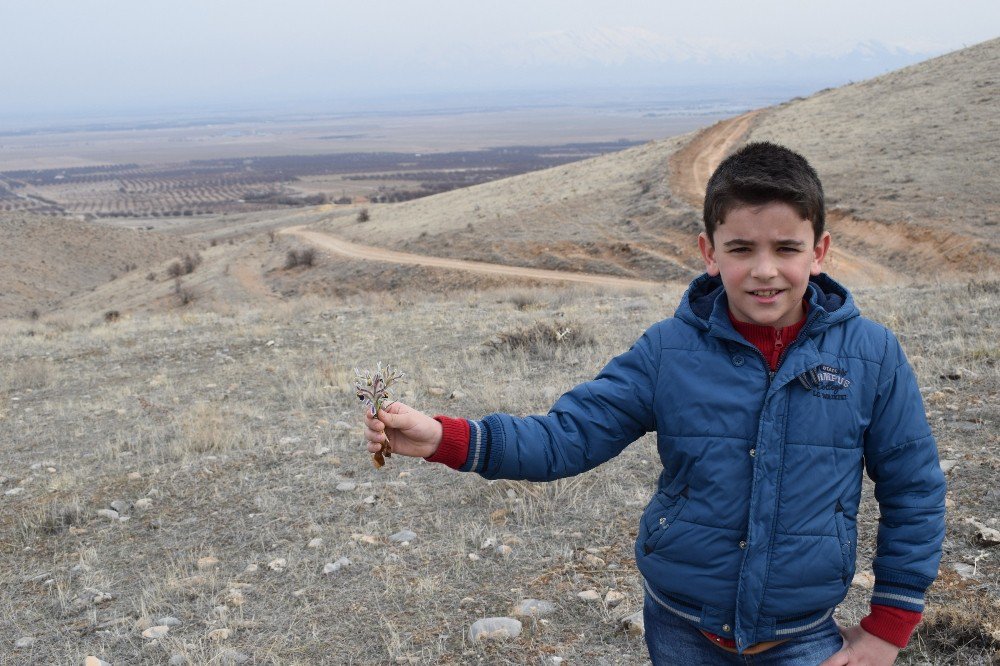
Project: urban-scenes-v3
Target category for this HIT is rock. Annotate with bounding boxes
[577,590,601,602]
[584,554,606,567]
[110,500,130,514]
[389,530,416,543]
[267,558,287,572]
[15,636,35,648]
[142,625,170,639]
[605,590,626,608]
[96,509,119,521]
[467,553,480,561]
[513,599,556,617]
[84,658,111,666]
[449,390,465,400]
[157,616,182,627]
[496,544,513,558]
[469,617,522,642]
[953,562,976,579]
[207,628,230,641]
[622,611,645,637]
[939,459,959,474]
[363,495,376,504]
[219,649,250,665]
[460,596,476,606]
[226,589,245,606]
[134,498,153,511]
[168,655,186,666]
[244,563,259,573]
[955,422,982,432]
[336,481,357,492]
[974,525,1000,547]
[79,588,113,605]
[351,533,379,545]
[279,436,301,445]
[308,538,323,549]
[323,557,352,574]
[4,487,24,496]
[851,572,875,590]
[197,556,220,570]
[427,387,446,396]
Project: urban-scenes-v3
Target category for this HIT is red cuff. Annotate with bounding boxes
[860,604,922,649]
[424,415,470,469]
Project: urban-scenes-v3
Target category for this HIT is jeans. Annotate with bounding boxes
[643,594,845,665]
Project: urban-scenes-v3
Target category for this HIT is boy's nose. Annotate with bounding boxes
[750,258,779,279]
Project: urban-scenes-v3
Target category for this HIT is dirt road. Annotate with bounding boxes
[281,226,663,290]
[669,111,761,209]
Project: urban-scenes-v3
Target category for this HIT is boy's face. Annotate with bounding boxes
[698,202,831,329]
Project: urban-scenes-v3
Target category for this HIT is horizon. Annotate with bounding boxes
[2,2,997,123]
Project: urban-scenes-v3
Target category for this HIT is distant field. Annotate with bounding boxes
[0,143,646,219]
[0,107,731,220]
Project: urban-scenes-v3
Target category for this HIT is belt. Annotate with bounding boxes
[701,630,788,655]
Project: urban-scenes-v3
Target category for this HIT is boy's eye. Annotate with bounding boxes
[778,246,802,253]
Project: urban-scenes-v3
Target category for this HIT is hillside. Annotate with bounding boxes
[745,37,1000,275]
[307,38,998,292]
[3,39,997,319]
[0,215,199,318]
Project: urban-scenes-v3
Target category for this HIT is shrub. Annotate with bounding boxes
[285,248,317,269]
[167,253,203,278]
[484,320,595,357]
[173,278,195,306]
[104,310,121,323]
[182,253,202,274]
[357,208,370,223]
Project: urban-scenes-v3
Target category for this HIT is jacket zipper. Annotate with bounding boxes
[734,310,821,645]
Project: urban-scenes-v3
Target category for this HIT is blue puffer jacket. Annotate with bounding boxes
[459,273,946,652]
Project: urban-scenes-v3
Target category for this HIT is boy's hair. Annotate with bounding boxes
[703,142,825,243]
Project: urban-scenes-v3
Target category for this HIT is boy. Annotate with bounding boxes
[363,142,946,664]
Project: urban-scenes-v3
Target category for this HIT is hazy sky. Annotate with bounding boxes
[2,1,997,118]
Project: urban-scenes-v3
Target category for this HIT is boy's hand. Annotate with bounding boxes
[819,624,899,666]
[363,401,442,459]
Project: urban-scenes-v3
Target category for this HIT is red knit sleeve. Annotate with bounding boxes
[860,604,922,649]
[424,415,470,470]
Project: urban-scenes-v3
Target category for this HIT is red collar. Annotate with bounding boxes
[728,305,808,372]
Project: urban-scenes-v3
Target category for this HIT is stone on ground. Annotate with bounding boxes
[469,617,522,642]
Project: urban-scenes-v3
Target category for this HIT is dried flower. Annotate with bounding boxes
[354,363,404,468]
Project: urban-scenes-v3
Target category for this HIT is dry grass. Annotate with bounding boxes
[0,279,996,664]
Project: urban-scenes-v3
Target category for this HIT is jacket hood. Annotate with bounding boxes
[675,272,859,336]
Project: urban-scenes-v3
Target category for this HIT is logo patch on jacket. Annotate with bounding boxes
[797,365,851,400]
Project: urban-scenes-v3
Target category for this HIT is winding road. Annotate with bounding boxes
[281,226,662,290]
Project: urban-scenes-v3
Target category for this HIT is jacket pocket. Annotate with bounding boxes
[642,485,689,555]
[834,504,852,583]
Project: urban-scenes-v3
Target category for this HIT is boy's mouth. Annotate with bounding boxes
[749,289,784,298]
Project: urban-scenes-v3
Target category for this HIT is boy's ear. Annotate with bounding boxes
[698,232,720,276]
[811,231,832,275]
